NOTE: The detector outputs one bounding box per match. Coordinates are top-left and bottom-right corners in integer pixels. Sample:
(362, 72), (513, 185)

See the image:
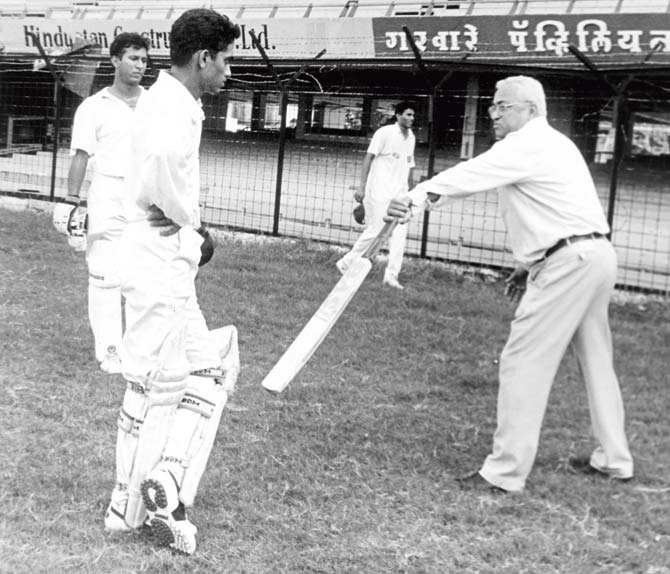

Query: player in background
(386, 76), (633, 492)
(105, 10), (241, 555)
(67, 32), (149, 374)
(336, 101), (416, 290)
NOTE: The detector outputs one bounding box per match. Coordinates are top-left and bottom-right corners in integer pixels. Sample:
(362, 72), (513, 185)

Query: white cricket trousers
(86, 173), (126, 363)
(480, 238), (633, 492)
(118, 221), (220, 380)
(339, 194), (408, 278)
(116, 221), (223, 512)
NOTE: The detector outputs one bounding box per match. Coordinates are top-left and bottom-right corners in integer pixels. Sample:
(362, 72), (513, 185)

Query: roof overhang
(2, 12), (670, 78)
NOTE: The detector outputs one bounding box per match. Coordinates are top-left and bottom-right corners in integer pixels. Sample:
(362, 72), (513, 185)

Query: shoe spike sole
(151, 516), (174, 546)
(141, 478), (168, 512)
(151, 516), (191, 555)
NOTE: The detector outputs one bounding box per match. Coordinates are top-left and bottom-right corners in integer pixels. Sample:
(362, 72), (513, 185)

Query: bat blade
(261, 257), (372, 394)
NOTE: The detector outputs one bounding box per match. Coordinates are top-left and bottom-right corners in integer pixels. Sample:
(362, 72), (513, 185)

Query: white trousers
(86, 173), (125, 362)
(339, 194), (408, 278)
(480, 238), (633, 492)
(117, 221), (222, 508)
(119, 221), (219, 380)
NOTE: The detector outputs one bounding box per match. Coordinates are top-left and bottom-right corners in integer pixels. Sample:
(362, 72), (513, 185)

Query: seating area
(1, 0), (669, 20)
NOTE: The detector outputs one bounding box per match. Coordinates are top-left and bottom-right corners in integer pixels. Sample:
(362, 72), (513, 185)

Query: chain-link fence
(1, 55), (668, 294)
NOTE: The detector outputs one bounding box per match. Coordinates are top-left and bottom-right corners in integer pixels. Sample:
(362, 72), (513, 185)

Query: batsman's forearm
(359, 153), (374, 192)
(67, 154), (88, 198)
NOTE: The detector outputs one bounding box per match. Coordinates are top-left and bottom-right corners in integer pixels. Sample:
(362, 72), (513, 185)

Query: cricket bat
(261, 219), (399, 394)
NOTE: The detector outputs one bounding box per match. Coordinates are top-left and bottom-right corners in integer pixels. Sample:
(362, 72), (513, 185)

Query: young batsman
(104, 10), (241, 555)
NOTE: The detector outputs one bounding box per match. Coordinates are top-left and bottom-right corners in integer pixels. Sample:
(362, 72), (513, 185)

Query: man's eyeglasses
(488, 102), (531, 117)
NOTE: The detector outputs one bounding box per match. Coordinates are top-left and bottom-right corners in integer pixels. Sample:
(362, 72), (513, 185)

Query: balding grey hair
(496, 76), (547, 117)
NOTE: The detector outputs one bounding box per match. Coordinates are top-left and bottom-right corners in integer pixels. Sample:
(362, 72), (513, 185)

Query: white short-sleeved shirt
(70, 87), (144, 177)
(126, 70), (204, 228)
(409, 116), (609, 265)
(366, 123), (416, 202)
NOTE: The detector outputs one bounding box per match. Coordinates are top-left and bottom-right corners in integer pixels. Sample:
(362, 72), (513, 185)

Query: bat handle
(362, 219), (398, 260)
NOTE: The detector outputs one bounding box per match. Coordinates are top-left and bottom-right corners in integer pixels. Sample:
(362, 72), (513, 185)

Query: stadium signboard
(1, 14), (670, 68)
(373, 14), (670, 67)
(1, 17), (375, 60)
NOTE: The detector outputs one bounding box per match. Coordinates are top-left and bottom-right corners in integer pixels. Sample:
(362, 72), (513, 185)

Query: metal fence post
(274, 89), (289, 236)
(567, 45), (636, 240)
(249, 29), (325, 236)
(606, 93), (628, 236)
(402, 26), (470, 258)
(49, 82), (63, 202)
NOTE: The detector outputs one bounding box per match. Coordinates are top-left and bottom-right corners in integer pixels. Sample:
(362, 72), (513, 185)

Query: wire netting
(0, 52), (668, 294)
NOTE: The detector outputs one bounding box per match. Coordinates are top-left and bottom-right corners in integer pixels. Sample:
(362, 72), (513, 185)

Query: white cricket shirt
(366, 123), (416, 202)
(70, 87), (144, 177)
(409, 116), (609, 265)
(126, 70), (204, 228)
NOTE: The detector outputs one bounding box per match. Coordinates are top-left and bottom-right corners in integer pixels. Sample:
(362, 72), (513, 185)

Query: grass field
(1, 206), (669, 574)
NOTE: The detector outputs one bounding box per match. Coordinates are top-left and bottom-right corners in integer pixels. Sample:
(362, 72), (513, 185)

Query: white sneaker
(150, 503), (198, 555)
(383, 274), (404, 290)
(336, 258), (348, 275)
(141, 467), (196, 554)
(104, 486), (132, 533)
(100, 347), (122, 374)
(140, 467), (180, 517)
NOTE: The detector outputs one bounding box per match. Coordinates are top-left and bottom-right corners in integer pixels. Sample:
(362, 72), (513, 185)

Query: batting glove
(353, 203), (366, 225)
(197, 226), (215, 267)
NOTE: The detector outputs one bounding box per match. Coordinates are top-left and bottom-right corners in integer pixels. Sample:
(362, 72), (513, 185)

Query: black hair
(169, 9), (241, 67)
(109, 32), (150, 59)
(394, 101), (415, 116)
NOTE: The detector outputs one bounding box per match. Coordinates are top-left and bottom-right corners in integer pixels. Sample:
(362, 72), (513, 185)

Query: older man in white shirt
(386, 75), (633, 493)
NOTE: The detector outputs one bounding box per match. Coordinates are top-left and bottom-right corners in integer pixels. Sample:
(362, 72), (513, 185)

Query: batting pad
(179, 326), (239, 506)
(115, 381), (148, 499)
(124, 321), (190, 529)
(159, 375), (227, 507)
(210, 325), (240, 394)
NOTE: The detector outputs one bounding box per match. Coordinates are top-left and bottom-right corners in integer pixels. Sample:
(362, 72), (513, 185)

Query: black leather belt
(544, 232), (606, 259)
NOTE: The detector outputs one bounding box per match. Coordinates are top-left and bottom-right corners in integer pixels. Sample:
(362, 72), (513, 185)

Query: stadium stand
(2, 1), (670, 20)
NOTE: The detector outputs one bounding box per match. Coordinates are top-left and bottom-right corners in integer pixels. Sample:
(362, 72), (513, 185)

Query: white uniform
(410, 116), (633, 492)
(339, 123), (415, 279)
(120, 69), (218, 381)
(70, 87), (144, 364)
(114, 70), (233, 528)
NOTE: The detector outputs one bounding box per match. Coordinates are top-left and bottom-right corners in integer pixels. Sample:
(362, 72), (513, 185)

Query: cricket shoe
(149, 502), (198, 555)
(140, 467), (181, 517)
(456, 471), (508, 494)
(141, 467), (196, 554)
(104, 486), (132, 533)
(383, 273), (404, 290)
(567, 456), (634, 482)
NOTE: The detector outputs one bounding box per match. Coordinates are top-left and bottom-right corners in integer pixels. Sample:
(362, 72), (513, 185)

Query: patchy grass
(1, 207), (669, 574)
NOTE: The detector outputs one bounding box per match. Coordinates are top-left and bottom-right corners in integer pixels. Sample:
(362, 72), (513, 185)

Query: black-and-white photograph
(1, 1), (668, 572)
